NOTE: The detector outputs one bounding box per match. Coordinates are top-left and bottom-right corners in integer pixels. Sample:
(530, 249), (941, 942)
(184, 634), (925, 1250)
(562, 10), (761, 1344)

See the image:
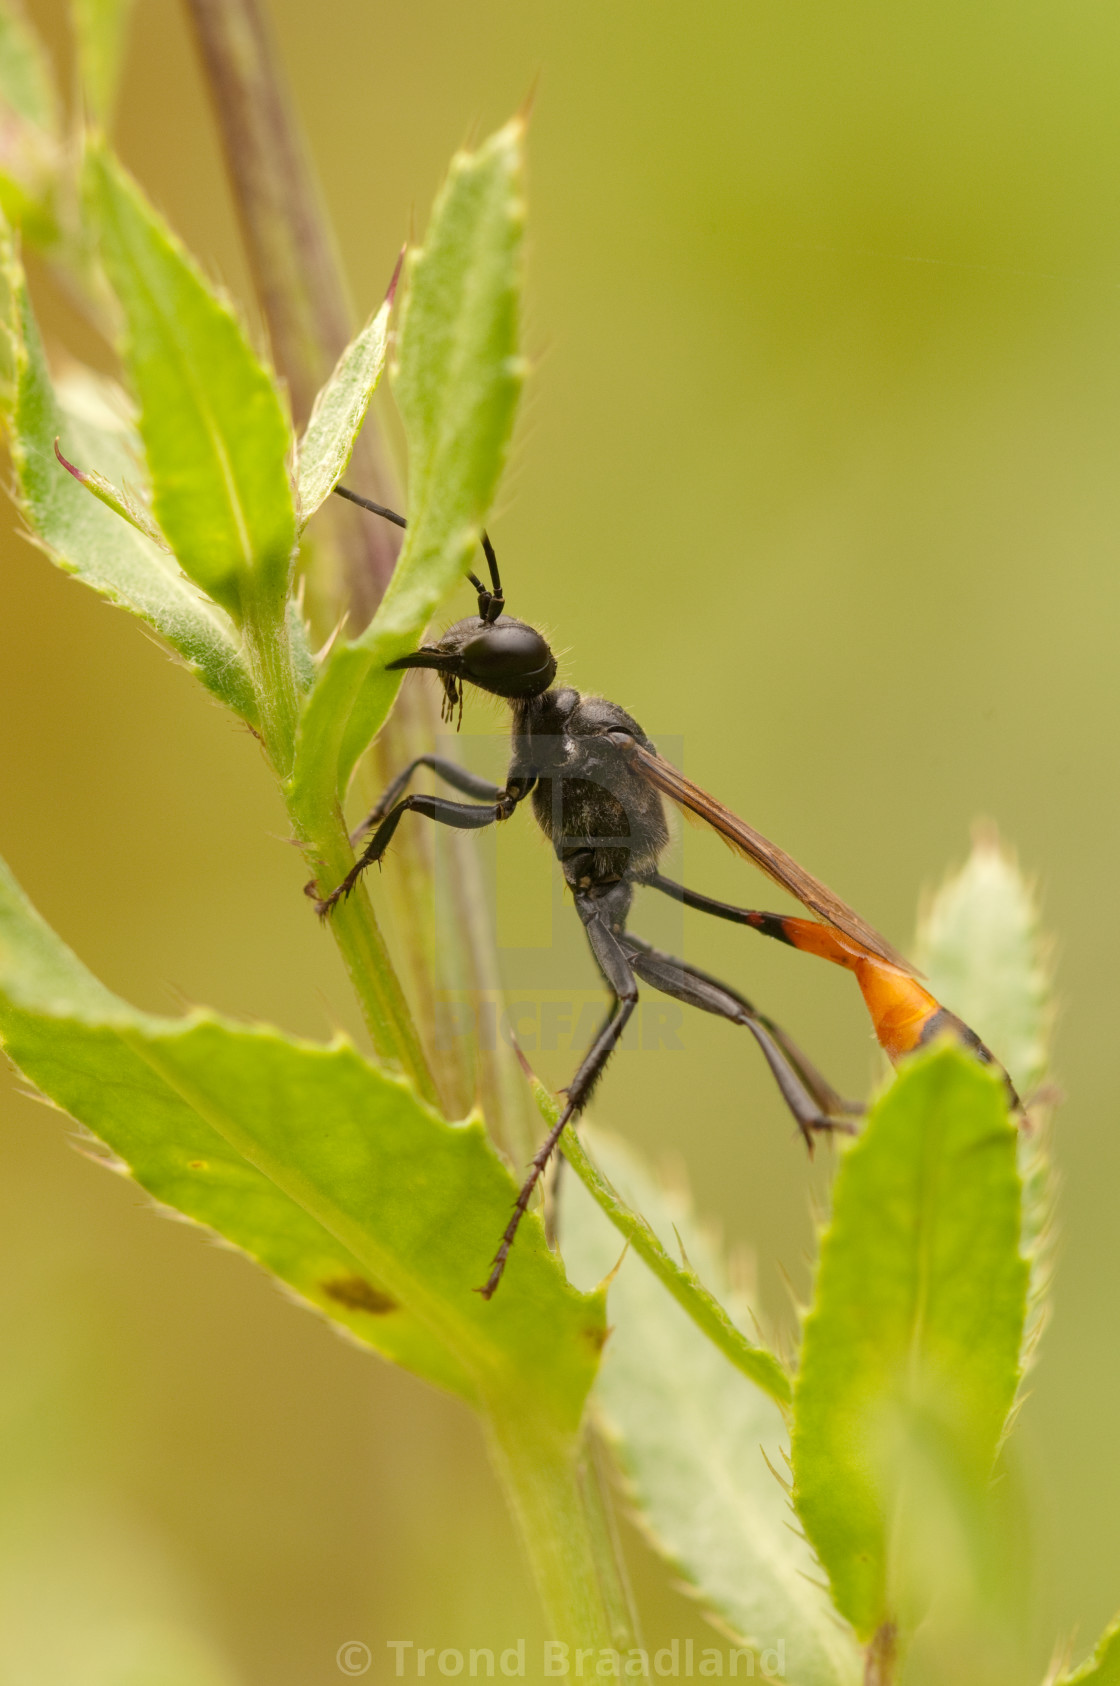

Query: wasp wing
(630, 744), (918, 977)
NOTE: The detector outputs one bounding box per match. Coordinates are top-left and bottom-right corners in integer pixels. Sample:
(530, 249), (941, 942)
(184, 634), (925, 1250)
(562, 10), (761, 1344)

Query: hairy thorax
(511, 688), (669, 886)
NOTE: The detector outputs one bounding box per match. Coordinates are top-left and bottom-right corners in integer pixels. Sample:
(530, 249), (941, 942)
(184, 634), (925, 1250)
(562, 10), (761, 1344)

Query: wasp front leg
(308, 776), (536, 917)
(347, 756), (515, 844)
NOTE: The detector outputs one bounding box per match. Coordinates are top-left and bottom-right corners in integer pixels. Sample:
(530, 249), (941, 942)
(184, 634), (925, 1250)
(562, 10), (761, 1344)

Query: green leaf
(71, 0), (136, 124)
(292, 116), (524, 815)
(0, 1), (60, 241)
(0, 227), (256, 719)
(0, 208), (17, 398)
(84, 141), (297, 623)
(916, 829), (1051, 1097)
(526, 1083), (791, 1406)
(561, 1129), (862, 1686)
(916, 831), (1054, 1370)
(0, 852), (606, 1417)
(790, 1047), (1028, 1642)
(1060, 1616), (1120, 1684)
(296, 287), (394, 524)
(390, 120), (523, 547)
(0, 0), (58, 132)
(54, 427), (166, 545)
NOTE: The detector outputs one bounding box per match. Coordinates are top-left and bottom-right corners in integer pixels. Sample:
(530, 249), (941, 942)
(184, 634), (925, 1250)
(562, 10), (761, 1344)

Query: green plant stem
(239, 597), (435, 1099)
(442, 823), (534, 1164)
(483, 1403), (646, 1672)
(299, 805), (438, 1104)
(240, 597), (300, 777)
(864, 1624), (897, 1686)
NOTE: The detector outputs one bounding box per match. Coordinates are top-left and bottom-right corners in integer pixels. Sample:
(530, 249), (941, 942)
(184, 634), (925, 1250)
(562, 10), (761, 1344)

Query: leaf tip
(482, 111), (528, 175)
(517, 73), (541, 126)
(386, 244), (406, 307)
(506, 1034), (531, 1078)
(53, 435), (82, 482)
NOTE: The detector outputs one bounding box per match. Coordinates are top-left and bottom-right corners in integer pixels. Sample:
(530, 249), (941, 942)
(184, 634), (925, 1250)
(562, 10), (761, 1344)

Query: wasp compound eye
(461, 621), (557, 697)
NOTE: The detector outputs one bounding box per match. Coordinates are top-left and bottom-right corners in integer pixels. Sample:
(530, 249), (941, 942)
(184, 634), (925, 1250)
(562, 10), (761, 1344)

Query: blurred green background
(2, 0), (1119, 1680)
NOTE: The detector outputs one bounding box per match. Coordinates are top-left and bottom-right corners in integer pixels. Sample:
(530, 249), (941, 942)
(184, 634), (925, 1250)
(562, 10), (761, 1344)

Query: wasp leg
(348, 756), (510, 843)
(479, 888), (637, 1299)
(641, 873), (864, 1116)
(312, 781), (534, 917)
(622, 933), (860, 1146)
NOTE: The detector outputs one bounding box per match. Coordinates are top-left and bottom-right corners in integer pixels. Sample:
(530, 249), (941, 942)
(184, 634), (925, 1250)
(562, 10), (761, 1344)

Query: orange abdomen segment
(773, 917), (942, 1063)
(853, 964), (944, 1061)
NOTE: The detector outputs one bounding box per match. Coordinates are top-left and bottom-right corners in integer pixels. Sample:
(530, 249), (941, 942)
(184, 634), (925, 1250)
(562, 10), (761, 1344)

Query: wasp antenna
(334, 484), (407, 528)
(480, 531), (502, 598)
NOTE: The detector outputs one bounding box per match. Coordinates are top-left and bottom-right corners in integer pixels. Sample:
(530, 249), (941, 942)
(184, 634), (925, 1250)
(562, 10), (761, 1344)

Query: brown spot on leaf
(584, 1321), (610, 1355)
(187, 1160), (209, 1171)
(322, 1275), (398, 1315)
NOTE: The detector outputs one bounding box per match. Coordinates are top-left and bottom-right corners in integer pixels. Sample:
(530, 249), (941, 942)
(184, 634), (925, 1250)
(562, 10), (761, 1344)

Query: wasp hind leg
(479, 885), (639, 1298)
(622, 933), (860, 1148)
